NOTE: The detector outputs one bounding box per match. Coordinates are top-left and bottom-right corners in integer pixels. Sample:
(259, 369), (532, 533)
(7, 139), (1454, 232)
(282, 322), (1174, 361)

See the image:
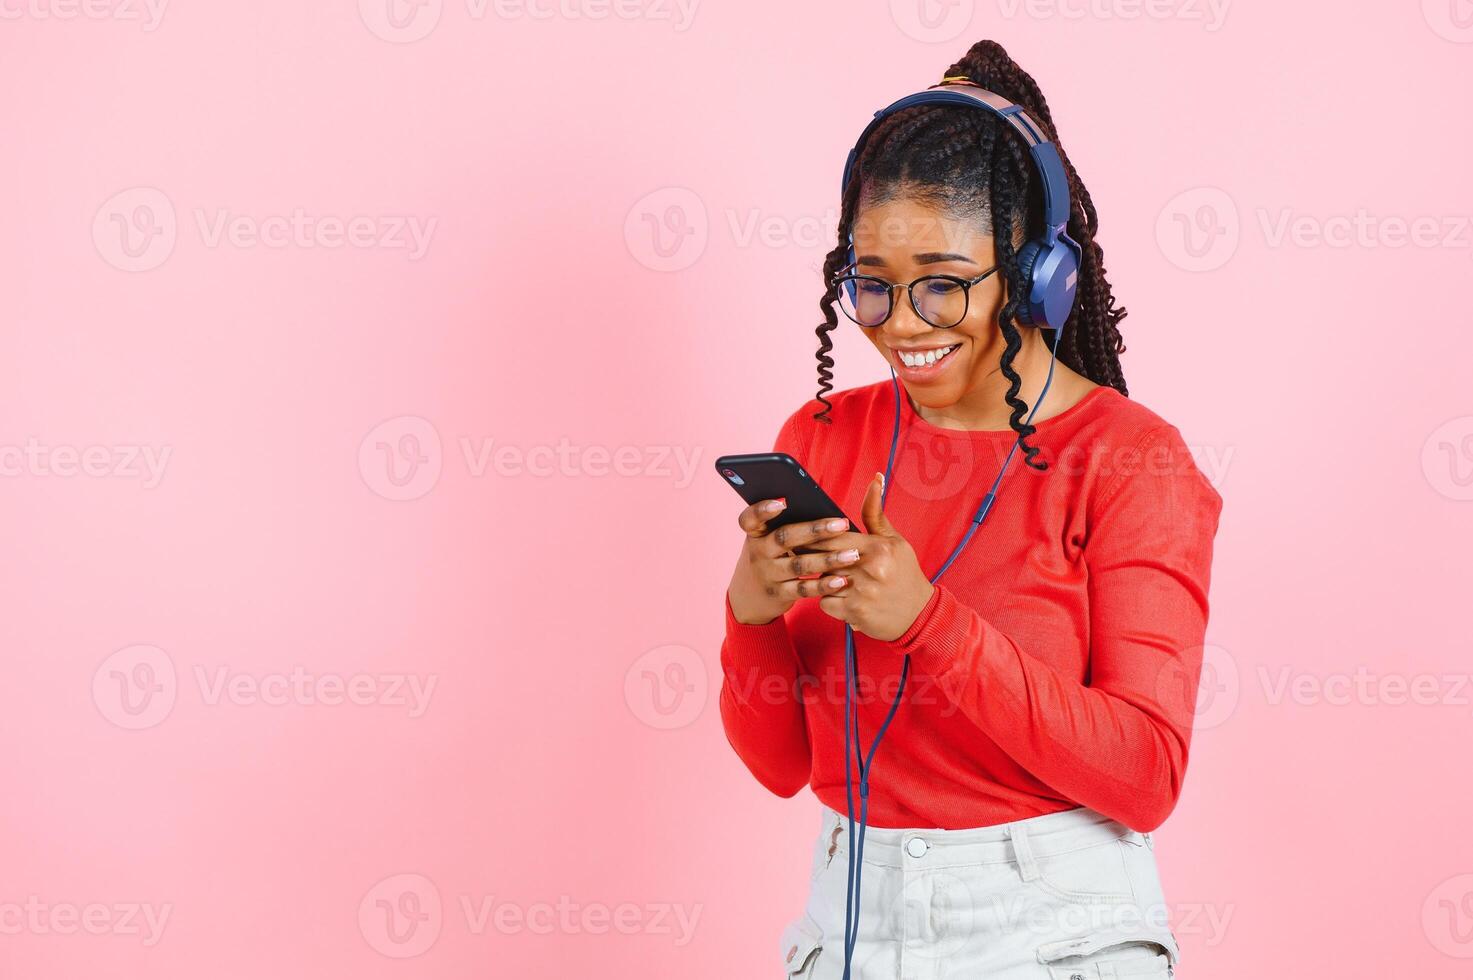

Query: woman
(719, 40), (1223, 979)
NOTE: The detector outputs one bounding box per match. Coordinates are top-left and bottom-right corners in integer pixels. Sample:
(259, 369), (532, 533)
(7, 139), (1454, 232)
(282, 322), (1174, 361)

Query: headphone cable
(840, 325), (1063, 978)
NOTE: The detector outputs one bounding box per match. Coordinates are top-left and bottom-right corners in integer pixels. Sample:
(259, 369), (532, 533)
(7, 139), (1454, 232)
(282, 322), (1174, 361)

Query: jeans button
(905, 837), (928, 859)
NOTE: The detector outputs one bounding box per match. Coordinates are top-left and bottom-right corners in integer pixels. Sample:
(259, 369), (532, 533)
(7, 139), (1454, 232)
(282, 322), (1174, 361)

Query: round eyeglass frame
(831, 266), (1001, 329)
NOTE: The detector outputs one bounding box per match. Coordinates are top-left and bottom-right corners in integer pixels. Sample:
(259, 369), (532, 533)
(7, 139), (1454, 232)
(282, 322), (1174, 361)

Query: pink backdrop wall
(2, 2), (1471, 977)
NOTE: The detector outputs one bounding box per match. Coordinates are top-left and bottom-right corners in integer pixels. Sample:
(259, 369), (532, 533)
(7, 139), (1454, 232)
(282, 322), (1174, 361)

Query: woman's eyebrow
(914, 251), (979, 265)
(856, 251), (979, 267)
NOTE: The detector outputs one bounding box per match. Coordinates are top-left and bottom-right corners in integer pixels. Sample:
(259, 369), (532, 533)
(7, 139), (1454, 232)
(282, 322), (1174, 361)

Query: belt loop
(1007, 822), (1040, 882)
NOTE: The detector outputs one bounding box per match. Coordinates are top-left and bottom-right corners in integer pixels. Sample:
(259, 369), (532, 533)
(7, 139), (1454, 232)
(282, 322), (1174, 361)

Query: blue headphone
(838, 76), (1082, 331)
(834, 77), (1081, 980)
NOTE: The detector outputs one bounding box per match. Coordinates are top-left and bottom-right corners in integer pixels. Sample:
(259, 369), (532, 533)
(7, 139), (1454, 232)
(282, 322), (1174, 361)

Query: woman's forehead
(851, 199), (992, 257)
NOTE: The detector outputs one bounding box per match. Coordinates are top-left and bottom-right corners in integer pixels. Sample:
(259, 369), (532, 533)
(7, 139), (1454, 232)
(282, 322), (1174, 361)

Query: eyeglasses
(832, 266), (1000, 329)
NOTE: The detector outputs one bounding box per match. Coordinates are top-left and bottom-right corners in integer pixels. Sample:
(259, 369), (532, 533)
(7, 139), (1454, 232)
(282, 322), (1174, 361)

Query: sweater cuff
(889, 584), (969, 677)
(723, 591), (800, 673)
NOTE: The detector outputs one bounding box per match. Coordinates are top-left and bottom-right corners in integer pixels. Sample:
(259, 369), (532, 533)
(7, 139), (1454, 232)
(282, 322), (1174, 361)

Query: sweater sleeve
(890, 424), (1223, 831)
(716, 407), (819, 798)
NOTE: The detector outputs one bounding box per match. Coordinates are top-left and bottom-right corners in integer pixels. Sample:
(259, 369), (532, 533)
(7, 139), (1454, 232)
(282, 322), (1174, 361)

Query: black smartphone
(715, 452), (850, 554)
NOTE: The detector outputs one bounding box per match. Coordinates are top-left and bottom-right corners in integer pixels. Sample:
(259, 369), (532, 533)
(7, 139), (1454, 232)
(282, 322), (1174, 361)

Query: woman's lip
(891, 342), (962, 382)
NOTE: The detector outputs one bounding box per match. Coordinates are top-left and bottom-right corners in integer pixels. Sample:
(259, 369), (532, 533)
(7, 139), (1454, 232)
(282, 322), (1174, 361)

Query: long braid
(991, 132), (1044, 469)
(812, 39), (1128, 469)
(812, 171), (863, 422)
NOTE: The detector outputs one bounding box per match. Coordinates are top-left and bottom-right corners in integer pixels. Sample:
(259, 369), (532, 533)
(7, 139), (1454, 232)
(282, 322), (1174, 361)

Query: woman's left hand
(809, 472), (935, 642)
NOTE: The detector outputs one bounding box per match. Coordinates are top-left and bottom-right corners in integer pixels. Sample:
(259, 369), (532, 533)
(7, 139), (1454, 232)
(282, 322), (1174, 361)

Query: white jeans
(781, 805), (1181, 979)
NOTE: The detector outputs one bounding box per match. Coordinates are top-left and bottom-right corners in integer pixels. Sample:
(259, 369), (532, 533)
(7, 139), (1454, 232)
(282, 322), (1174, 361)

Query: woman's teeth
(898, 344), (959, 368)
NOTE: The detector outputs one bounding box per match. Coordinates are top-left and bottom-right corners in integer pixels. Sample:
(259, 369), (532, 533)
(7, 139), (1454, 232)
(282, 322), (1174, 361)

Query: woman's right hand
(726, 498), (863, 626)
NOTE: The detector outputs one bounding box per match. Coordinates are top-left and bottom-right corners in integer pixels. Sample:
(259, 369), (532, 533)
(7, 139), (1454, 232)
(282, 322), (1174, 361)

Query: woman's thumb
(861, 471), (894, 536)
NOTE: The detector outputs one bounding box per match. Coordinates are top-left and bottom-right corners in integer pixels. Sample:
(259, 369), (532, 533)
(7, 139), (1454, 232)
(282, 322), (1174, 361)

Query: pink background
(2, 1), (1472, 977)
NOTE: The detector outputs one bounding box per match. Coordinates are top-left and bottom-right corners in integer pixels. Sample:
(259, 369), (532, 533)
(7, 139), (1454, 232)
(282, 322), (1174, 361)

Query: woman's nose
(882, 296), (931, 338)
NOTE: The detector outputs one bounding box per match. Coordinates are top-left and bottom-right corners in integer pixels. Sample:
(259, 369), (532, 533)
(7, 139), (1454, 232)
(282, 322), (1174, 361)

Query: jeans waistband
(819, 805), (1144, 872)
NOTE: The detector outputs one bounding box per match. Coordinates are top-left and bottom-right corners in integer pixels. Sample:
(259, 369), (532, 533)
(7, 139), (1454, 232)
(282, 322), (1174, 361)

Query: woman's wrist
(726, 586), (784, 627)
(892, 582), (943, 647)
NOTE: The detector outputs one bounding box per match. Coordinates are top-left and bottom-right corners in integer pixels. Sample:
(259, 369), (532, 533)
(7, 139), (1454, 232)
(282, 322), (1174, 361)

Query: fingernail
(826, 518), (848, 531)
(827, 576), (846, 588)
(837, 549), (859, 563)
(764, 499), (785, 513)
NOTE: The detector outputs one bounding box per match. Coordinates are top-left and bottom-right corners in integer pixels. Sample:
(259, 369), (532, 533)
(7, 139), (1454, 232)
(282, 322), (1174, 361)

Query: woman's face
(848, 195), (1008, 412)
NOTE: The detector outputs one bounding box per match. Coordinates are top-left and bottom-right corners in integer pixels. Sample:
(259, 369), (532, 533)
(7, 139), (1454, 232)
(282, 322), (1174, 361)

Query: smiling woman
(718, 38), (1223, 980)
(814, 43), (1129, 458)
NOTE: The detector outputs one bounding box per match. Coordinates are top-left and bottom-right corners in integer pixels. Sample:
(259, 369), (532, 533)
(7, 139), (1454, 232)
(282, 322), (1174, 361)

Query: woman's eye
(857, 281), (889, 296)
(924, 279), (961, 295)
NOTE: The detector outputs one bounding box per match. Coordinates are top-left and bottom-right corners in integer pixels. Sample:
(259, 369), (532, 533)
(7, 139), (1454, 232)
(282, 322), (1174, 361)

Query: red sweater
(719, 382), (1223, 832)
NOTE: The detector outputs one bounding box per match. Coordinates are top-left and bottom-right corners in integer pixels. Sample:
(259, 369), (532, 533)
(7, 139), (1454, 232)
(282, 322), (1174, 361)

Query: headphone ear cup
(1013, 239), (1080, 331)
(1012, 240), (1043, 326)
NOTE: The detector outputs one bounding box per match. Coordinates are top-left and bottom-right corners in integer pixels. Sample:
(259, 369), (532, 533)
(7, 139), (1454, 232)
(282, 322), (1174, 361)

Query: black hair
(813, 39), (1128, 470)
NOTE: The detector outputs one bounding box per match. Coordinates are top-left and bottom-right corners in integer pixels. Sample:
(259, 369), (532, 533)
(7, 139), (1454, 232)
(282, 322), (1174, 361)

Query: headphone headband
(839, 78), (1071, 239)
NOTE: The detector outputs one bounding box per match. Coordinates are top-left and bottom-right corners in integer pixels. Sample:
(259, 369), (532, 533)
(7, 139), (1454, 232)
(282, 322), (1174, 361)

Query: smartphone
(715, 452), (851, 554)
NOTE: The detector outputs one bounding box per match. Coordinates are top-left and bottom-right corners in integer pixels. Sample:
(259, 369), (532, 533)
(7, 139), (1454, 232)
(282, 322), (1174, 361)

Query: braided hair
(813, 40), (1128, 470)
